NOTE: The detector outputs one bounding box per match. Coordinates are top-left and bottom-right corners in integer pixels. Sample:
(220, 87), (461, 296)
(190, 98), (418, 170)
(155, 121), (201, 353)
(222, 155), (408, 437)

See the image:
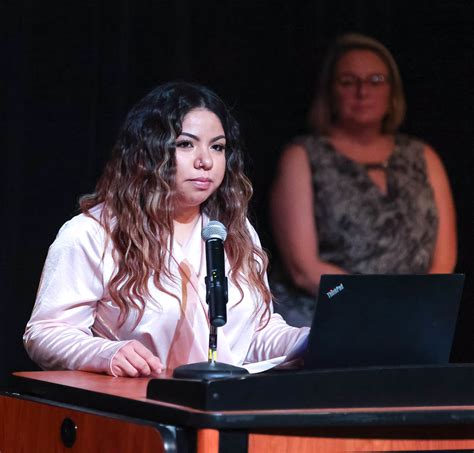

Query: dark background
(3, 0), (474, 383)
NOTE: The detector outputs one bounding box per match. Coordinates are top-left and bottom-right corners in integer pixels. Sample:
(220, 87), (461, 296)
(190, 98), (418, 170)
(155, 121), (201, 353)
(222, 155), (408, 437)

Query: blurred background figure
(270, 33), (457, 327)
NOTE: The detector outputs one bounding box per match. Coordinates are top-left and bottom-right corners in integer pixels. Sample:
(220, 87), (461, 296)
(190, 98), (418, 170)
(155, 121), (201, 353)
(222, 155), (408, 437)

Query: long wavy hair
(80, 82), (271, 325)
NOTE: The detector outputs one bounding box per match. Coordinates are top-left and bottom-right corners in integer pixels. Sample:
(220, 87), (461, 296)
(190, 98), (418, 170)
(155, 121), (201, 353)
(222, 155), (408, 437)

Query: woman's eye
(212, 143), (226, 152)
(176, 140), (193, 148)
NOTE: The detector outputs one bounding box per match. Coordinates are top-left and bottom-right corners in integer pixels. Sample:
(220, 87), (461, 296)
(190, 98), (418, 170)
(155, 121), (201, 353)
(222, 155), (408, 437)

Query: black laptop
(303, 274), (465, 370)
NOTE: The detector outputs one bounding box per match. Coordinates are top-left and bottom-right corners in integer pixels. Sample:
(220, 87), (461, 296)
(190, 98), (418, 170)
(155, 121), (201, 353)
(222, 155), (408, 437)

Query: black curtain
(3, 0), (474, 382)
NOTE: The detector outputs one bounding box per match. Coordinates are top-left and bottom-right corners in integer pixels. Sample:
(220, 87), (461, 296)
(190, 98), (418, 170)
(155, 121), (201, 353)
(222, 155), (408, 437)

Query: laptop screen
(304, 274), (464, 370)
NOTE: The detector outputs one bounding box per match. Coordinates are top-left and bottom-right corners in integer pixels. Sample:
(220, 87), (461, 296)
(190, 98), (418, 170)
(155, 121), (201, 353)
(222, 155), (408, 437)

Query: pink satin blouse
(24, 205), (309, 375)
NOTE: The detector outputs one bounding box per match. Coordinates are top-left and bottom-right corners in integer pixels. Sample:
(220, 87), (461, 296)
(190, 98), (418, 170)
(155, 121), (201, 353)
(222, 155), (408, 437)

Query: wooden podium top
(15, 370), (157, 402)
(10, 368), (474, 430)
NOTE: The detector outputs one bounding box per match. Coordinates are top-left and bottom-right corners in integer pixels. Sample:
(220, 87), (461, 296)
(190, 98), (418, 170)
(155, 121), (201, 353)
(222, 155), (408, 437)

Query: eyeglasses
(335, 73), (390, 88)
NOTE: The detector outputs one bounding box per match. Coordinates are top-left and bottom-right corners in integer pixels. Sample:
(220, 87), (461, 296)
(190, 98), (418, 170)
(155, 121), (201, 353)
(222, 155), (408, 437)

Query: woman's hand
(111, 340), (163, 377)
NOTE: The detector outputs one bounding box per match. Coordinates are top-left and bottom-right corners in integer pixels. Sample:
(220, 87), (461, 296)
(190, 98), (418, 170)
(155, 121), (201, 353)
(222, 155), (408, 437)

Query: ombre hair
(309, 33), (406, 134)
(80, 82), (271, 325)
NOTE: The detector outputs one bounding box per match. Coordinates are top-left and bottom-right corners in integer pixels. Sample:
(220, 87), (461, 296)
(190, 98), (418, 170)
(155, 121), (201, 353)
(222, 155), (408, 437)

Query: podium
(3, 366), (474, 452)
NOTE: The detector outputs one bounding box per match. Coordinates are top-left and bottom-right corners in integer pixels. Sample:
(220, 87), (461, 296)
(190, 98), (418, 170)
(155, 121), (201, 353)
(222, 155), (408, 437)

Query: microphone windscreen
(202, 221), (227, 242)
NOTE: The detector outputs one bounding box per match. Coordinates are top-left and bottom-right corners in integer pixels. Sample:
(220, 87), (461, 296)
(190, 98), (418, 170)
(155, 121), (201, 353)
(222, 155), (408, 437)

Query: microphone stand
(172, 324), (248, 379)
(173, 229), (248, 380)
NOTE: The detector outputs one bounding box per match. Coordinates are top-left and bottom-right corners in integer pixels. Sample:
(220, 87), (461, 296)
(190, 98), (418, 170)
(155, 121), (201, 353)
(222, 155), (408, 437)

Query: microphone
(169, 220), (247, 378)
(202, 221), (228, 327)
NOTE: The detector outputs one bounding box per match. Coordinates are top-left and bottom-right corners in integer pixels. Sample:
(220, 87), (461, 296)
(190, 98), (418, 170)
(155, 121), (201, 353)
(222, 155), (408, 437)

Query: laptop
(303, 274), (465, 370)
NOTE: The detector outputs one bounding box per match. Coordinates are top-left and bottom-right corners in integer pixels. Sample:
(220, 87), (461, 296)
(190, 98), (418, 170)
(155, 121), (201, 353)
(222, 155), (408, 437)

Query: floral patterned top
(299, 134), (438, 274)
(271, 134), (438, 327)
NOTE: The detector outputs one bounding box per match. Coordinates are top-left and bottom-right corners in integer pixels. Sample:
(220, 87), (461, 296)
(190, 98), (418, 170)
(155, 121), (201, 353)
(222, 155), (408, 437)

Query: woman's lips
(189, 177), (212, 189)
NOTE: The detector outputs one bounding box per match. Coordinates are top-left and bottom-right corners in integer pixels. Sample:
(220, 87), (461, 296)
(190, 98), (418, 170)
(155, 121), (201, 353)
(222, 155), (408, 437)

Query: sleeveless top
(271, 134), (438, 326)
(297, 134), (438, 274)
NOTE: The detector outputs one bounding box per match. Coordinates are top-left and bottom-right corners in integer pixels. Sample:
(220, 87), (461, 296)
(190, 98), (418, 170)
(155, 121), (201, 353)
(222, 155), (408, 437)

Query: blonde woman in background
(270, 33), (457, 327)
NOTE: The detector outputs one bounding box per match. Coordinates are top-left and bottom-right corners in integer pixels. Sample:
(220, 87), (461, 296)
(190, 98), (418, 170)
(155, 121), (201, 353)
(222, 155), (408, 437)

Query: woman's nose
(195, 148), (213, 169)
(356, 81), (369, 97)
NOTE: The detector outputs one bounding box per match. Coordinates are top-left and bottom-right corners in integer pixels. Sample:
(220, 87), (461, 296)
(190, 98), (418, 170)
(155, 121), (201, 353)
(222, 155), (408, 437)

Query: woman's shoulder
(54, 204), (107, 249)
(243, 217), (268, 250)
(282, 134), (331, 168)
(287, 133), (327, 150)
(394, 133), (430, 162)
(245, 217), (259, 239)
(395, 133), (427, 151)
(394, 134), (445, 178)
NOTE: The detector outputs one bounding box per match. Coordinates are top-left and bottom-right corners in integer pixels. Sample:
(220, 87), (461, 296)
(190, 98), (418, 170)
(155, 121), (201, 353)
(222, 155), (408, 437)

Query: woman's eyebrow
(178, 132), (226, 142)
(179, 132), (199, 140)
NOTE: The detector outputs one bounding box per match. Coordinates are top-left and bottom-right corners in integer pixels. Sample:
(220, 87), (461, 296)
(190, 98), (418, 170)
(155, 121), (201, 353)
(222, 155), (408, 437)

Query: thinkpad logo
(326, 283), (344, 299)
